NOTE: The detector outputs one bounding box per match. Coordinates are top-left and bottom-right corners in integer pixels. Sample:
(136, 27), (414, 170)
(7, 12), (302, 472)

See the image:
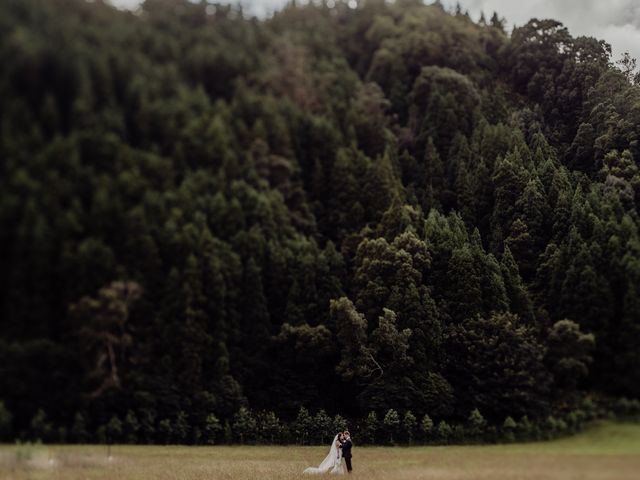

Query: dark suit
(340, 438), (353, 472)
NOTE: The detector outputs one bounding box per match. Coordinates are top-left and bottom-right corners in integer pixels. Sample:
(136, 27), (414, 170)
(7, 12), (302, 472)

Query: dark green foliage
(232, 407), (256, 445)
(204, 414), (222, 445)
(467, 409), (487, 441)
(420, 414), (434, 442)
(332, 414), (348, 434)
(292, 406), (313, 445)
(70, 412), (88, 444)
(383, 409), (400, 444)
(0, 0), (639, 446)
(445, 313), (551, 420)
(30, 409), (53, 443)
(157, 419), (172, 445)
(123, 410), (140, 444)
(106, 415), (123, 444)
(436, 420), (453, 444)
(502, 416), (517, 442)
(546, 320), (595, 390)
(0, 403), (13, 441)
(256, 411), (282, 445)
(362, 411), (379, 444)
(402, 410), (417, 444)
(312, 409), (333, 445)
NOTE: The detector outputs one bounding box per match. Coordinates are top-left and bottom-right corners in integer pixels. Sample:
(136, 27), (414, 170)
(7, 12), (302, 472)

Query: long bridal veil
(303, 434), (340, 475)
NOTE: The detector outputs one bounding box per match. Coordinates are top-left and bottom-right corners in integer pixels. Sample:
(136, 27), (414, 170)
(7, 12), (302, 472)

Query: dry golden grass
(1, 422), (639, 480)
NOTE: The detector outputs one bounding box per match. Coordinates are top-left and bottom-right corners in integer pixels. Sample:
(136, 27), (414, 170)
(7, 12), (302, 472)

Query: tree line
(6, 398), (640, 445)
(1, 0), (640, 444)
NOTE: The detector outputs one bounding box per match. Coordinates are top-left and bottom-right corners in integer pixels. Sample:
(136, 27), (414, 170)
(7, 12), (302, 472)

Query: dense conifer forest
(1, 0), (640, 444)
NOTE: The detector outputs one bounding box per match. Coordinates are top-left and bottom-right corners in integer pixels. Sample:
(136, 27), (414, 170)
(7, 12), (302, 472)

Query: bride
(303, 433), (345, 475)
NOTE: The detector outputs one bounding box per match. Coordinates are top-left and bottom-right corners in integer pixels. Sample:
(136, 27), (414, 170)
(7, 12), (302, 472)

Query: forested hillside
(1, 0), (640, 444)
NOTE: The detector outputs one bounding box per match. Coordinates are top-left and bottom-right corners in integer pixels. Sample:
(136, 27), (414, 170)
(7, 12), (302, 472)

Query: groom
(340, 430), (353, 473)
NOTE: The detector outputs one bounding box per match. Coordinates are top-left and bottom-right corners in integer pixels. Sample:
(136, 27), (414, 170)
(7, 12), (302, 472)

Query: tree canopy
(1, 0), (639, 444)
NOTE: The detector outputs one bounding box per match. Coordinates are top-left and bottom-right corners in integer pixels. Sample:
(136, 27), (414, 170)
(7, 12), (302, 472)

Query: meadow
(1, 422), (639, 480)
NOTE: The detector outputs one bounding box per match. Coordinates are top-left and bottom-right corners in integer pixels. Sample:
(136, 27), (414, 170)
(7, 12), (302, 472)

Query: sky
(109, 0), (640, 62)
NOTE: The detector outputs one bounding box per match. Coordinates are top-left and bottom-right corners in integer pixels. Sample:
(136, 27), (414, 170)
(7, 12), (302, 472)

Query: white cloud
(448, 0), (640, 61)
(108, 0), (286, 16)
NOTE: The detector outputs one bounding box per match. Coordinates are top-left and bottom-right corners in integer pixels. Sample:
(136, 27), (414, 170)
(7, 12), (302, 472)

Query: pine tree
(30, 409), (53, 443)
(363, 411), (379, 444)
(0, 403), (12, 442)
(293, 406), (313, 445)
(233, 407), (257, 445)
(333, 414), (348, 434)
(467, 408), (487, 441)
(491, 150), (529, 251)
(403, 411), (417, 444)
(383, 409), (400, 444)
(313, 410), (333, 445)
(174, 411), (190, 444)
(505, 218), (535, 280)
(446, 245), (483, 321)
(502, 416), (517, 442)
(257, 411), (282, 444)
(422, 137), (445, 211)
(71, 412), (89, 444)
(420, 414), (434, 443)
(158, 419), (173, 445)
(106, 415), (123, 444)
(500, 246), (535, 323)
(204, 414), (222, 445)
(436, 421), (453, 444)
(124, 410), (140, 444)
(445, 312), (551, 420)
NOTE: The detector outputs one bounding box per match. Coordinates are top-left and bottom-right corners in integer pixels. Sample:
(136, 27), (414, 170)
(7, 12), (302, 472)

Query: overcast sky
(110, 0), (640, 62)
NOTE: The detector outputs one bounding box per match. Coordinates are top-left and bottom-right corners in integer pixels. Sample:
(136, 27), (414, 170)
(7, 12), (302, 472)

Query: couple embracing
(303, 430), (353, 475)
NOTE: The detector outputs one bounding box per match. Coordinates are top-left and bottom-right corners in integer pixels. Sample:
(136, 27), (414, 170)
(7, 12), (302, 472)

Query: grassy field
(1, 421), (639, 480)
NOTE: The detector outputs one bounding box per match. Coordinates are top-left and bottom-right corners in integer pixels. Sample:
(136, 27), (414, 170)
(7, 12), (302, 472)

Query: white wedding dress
(303, 434), (345, 475)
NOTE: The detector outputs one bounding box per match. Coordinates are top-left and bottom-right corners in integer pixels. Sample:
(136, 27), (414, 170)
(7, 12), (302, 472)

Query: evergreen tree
(467, 408), (487, 441)
(158, 419), (173, 445)
(0, 0), (638, 444)
(71, 412), (89, 444)
(546, 319), (595, 390)
(445, 312), (551, 420)
(420, 414), (434, 443)
(292, 406), (313, 445)
(332, 414), (348, 434)
(313, 410), (333, 445)
(257, 411), (282, 444)
(403, 410), (417, 444)
(502, 416), (517, 442)
(233, 407), (257, 445)
(383, 409), (400, 444)
(363, 411), (379, 444)
(204, 414), (222, 445)
(30, 409), (53, 443)
(106, 415), (123, 444)
(124, 410), (140, 444)
(500, 247), (535, 324)
(0, 402), (12, 441)
(174, 411), (190, 444)
(436, 421), (453, 444)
